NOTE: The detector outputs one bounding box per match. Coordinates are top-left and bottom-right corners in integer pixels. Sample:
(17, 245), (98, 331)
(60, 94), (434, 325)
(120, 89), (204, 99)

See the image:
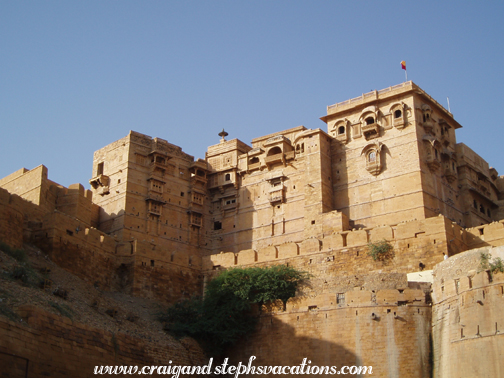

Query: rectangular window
(337, 293), (345, 304)
(97, 162), (104, 175)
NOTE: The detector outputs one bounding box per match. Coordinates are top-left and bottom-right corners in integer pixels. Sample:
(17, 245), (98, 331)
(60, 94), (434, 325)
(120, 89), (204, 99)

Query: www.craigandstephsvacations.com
(94, 356), (373, 376)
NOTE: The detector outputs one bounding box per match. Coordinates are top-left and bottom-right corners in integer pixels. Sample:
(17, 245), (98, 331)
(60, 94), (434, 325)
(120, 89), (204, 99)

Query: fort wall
(204, 215), (468, 281)
(0, 188), (25, 249)
(229, 283), (431, 378)
(432, 245), (504, 378)
(30, 210), (203, 304)
(0, 305), (206, 378)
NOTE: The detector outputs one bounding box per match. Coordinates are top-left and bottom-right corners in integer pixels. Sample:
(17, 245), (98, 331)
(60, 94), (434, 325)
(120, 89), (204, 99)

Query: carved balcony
(265, 153), (284, 164)
(423, 119), (434, 134)
(89, 174), (110, 195)
(443, 168), (457, 183)
(362, 123), (379, 140)
(248, 162), (261, 171)
(190, 213), (202, 227)
(269, 186), (284, 204)
(284, 151), (295, 161)
(366, 160), (381, 176)
(426, 156), (441, 172)
(393, 117), (405, 129)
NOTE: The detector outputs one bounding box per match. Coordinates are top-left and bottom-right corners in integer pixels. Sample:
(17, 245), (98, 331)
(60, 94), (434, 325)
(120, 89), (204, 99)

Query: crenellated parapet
(203, 214), (469, 274)
(465, 220), (504, 249)
(229, 273), (433, 378)
(432, 245), (504, 377)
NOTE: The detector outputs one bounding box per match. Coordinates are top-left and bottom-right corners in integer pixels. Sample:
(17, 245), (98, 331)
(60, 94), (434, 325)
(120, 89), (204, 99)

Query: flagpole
(400, 61), (407, 82)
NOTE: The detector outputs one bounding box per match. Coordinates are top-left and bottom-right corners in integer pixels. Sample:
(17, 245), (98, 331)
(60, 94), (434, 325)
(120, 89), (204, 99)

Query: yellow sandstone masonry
(2, 81), (504, 377)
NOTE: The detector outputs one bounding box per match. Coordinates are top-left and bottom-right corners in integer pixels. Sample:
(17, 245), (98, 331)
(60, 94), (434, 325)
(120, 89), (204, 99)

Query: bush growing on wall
(160, 265), (308, 355)
(479, 252), (504, 276)
(367, 240), (394, 262)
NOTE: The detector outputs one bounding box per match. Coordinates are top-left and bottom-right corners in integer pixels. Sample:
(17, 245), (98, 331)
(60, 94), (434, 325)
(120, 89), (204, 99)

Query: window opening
(394, 109), (402, 118)
(337, 293), (345, 304)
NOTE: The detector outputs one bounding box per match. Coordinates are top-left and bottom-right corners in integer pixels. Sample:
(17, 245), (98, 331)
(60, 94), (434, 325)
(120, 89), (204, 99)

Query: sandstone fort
(1, 81), (504, 377)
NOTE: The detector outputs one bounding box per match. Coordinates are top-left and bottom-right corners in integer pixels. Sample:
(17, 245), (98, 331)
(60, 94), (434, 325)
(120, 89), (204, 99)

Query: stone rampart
(465, 220), (504, 249)
(31, 211), (120, 289)
(29, 211), (204, 304)
(229, 282), (432, 378)
(54, 183), (98, 226)
(0, 188), (25, 249)
(204, 215), (468, 278)
(131, 239), (203, 304)
(0, 305), (206, 378)
(432, 245), (504, 377)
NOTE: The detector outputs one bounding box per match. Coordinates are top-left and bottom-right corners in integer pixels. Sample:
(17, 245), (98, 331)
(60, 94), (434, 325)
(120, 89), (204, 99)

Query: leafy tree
(160, 265), (308, 355)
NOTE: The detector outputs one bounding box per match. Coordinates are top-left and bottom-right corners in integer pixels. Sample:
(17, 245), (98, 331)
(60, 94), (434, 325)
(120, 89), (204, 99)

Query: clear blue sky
(1, 1), (503, 188)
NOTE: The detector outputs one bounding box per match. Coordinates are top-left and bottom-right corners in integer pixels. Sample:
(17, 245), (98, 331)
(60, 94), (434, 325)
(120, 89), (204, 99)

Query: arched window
(365, 117), (375, 125)
(249, 156), (259, 165)
(267, 146), (282, 156)
(225, 173), (231, 181)
(394, 110), (402, 119)
(338, 126), (345, 135)
(368, 151), (376, 162)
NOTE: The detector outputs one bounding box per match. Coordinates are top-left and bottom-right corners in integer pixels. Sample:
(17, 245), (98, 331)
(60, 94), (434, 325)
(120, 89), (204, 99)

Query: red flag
(401, 61), (406, 70)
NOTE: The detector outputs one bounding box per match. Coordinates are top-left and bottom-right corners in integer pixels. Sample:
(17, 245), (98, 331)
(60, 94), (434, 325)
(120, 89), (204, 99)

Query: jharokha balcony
(265, 153), (284, 165)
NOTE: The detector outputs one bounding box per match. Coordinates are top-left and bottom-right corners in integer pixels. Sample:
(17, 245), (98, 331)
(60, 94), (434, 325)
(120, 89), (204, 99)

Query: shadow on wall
(227, 315), (360, 377)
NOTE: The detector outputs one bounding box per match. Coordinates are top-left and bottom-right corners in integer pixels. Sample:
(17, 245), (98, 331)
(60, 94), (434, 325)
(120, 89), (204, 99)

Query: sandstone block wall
(132, 239), (203, 304)
(432, 246), (504, 377)
(0, 188), (24, 249)
(0, 306), (206, 378)
(229, 285), (431, 378)
(204, 215), (467, 283)
(31, 211), (120, 289)
(465, 220), (504, 249)
(30, 210), (203, 304)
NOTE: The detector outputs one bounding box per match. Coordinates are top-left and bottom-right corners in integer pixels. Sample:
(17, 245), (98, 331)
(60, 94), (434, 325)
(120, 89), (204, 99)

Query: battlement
(284, 287), (427, 313)
(203, 215), (466, 273)
(432, 245), (504, 377)
(465, 220), (504, 248)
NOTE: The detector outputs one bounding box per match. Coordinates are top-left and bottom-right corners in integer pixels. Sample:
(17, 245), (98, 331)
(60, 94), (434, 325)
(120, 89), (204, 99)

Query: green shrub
(367, 240), (394, 261)
(480, 252), (504, 274)
(160, 265), (308, 356)
(0, 241), (27, 263)
(8, 264), (40, 287)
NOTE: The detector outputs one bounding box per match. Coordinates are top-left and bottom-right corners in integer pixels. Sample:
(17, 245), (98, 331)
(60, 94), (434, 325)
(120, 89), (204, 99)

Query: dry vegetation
(0, 242), (183, 348)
